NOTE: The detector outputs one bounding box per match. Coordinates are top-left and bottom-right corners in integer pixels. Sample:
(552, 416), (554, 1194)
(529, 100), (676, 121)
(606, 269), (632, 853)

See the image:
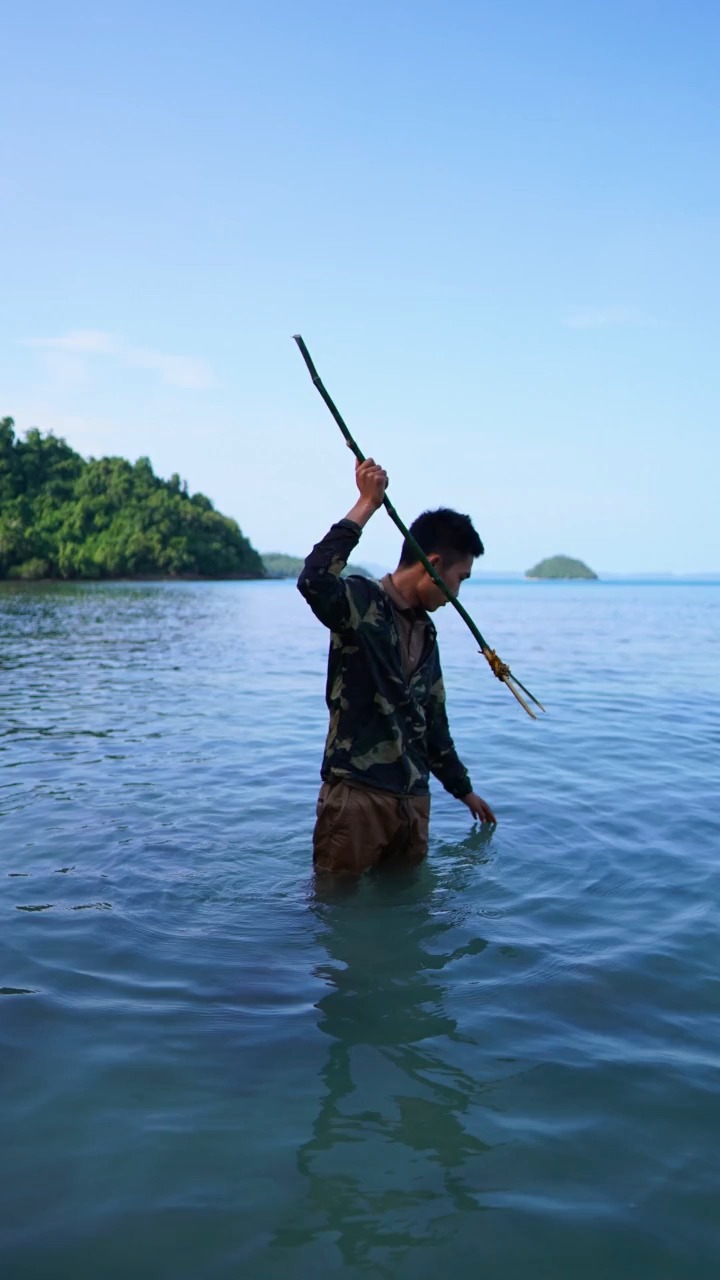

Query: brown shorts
(313, 779), (430, 875)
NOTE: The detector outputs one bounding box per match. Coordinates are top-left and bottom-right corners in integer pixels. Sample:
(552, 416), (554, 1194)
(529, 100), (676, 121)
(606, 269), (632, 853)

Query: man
(298, 456), (497, 876)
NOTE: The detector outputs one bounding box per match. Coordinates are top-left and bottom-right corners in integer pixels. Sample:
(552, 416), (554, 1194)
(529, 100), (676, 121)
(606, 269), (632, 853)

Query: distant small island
(0, 417), (264, 580)
(526, 555), (598, 580)
(262, 552), (371, 579)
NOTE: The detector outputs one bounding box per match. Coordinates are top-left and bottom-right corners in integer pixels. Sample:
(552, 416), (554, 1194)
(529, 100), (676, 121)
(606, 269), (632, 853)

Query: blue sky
(2, 1), (718, 572)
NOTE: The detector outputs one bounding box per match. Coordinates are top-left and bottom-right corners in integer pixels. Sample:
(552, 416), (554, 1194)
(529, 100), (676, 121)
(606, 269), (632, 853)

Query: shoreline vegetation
(2, 423), (712, 586)
(0, 419), (264, 581)
(0, 418), (373, 585)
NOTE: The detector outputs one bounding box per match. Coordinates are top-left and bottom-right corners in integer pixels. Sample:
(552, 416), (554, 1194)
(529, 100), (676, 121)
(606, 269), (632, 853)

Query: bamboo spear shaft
(293, 335), (545, 719)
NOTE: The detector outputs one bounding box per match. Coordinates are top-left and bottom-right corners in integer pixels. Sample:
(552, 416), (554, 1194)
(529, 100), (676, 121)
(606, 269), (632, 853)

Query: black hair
(398, 507), (484, 567)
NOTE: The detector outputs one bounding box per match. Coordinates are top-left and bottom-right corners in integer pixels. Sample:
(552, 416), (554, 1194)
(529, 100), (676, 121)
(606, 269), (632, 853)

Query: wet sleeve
(297, 519), (362, 631)
(426, 667), (473, 799)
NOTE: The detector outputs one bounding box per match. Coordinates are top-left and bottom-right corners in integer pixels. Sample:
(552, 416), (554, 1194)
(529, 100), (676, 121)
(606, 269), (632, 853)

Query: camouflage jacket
(298, 519), (472, 798)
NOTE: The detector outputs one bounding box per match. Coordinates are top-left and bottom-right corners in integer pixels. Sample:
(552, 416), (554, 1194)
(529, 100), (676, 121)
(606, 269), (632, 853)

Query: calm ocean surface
(1, 577), (719, 1279)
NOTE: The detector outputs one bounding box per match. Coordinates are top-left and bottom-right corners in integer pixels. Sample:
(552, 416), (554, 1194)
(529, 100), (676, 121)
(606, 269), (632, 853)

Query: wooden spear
(293, 335), (545, 719)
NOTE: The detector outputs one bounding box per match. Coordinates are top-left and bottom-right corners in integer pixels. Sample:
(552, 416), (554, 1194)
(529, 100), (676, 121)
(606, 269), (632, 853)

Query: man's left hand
(461, 792), (497, 824)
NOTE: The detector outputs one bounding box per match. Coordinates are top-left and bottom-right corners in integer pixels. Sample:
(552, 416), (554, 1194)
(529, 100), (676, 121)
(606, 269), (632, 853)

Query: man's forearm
(344, 497), (381, 529)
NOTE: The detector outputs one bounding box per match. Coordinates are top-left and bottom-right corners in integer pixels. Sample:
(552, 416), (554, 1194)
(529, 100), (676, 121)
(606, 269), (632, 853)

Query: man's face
(418, 553), (474, 611)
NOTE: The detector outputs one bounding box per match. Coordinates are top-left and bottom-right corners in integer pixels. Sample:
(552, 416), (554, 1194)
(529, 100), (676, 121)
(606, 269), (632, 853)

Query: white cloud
(25, 330), (217, 390)
(564, 306), (656, 330)
(29, 330), (120, 354)
(123, 348), (216, 389)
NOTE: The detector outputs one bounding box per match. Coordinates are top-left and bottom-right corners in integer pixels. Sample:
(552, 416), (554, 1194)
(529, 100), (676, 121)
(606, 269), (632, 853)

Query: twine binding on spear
(293, 334), (545, 719)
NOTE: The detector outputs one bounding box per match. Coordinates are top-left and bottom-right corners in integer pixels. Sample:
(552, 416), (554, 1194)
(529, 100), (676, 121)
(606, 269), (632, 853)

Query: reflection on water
(276, 847), (497, 1272)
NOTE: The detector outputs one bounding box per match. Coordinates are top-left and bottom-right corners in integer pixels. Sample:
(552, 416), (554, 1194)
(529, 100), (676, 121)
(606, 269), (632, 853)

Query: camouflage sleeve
(297, 518), (363, 631)
(426, 667), (473, 799)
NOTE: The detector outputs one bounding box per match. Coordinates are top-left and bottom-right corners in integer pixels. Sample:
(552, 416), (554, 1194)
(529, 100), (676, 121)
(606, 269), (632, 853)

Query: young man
(298, 457), (497, 876)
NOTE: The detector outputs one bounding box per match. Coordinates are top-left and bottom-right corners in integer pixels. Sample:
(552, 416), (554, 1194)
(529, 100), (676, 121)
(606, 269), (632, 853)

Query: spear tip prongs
(480, 647), (545, 718)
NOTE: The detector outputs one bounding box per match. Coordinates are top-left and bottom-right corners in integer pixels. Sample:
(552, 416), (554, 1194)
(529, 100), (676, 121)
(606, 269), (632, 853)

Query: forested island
(0, 418), (264, 580)
(526, 555), (597, 580)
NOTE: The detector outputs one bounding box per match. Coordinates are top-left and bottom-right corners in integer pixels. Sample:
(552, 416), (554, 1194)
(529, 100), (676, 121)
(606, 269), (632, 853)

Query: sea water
(1, 577), (719, 1278)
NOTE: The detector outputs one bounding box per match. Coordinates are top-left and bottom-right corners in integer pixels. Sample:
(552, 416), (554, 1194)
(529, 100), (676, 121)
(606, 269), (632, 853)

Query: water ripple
(1, 579), (719, 1278)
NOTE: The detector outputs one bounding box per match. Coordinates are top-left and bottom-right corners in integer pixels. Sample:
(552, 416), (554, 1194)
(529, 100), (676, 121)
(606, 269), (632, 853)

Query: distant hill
(526, 555), (597, 580)
(261, 553), (305, 578)
(262, 552), (372, 579)
(0, 417), (264, 580)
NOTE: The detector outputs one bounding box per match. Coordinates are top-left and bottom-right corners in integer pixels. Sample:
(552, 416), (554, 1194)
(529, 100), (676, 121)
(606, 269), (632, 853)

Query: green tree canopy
(0, 417), (264, 581)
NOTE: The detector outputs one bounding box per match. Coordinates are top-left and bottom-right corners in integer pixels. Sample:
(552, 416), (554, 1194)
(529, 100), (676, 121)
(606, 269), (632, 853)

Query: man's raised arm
(297, 458), (388, 631)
